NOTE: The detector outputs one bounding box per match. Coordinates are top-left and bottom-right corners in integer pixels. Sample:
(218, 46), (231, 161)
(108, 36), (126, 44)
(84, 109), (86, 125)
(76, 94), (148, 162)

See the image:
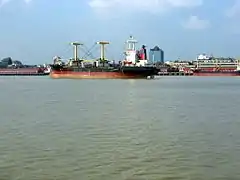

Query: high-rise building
(149, 46), (164, 64)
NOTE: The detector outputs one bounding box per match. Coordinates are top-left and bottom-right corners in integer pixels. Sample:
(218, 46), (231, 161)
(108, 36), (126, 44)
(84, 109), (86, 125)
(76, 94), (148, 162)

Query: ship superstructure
(123, 35), (148, 67)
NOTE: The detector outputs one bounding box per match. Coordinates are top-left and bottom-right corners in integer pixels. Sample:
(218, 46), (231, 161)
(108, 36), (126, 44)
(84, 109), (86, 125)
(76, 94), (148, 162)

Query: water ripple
(0, 77), (240, 179)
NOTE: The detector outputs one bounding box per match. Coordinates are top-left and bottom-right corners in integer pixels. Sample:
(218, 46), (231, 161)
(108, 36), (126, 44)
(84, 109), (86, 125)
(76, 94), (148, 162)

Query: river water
(0, 76), (240, 180)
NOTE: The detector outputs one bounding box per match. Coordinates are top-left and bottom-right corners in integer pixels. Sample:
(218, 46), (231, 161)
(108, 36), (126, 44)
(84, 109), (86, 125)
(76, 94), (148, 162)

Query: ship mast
(71, 42), (83, 61)
(96, 41), (109, 65)
(126, 35), (137, 51)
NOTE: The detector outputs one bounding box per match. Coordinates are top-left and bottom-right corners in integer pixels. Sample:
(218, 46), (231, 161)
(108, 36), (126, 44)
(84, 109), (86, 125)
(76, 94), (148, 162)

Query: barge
(0, 57), (50, 76)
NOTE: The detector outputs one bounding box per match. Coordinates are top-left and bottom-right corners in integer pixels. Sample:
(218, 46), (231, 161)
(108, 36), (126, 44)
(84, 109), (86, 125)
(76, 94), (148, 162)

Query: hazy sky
(0, 0), (239, 64)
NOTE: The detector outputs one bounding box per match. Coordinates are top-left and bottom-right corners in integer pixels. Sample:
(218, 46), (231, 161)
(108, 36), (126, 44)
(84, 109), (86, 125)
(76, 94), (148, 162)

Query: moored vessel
(49, 36), (158, 79)
(168, 54), (240, 76)
(190, 54), (240, 76)
(0, 57), (50, 76)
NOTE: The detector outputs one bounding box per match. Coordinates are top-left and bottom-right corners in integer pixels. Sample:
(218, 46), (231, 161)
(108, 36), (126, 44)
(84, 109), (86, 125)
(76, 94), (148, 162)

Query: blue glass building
(149, 46), (164, 63)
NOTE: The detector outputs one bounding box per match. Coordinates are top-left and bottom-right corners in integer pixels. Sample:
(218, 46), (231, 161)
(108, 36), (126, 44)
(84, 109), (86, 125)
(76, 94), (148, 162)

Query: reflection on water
(0, 77), (240, 179)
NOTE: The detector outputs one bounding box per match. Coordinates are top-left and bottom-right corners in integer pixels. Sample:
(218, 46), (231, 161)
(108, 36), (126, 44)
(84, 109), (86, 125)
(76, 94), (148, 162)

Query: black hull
(120, 66), (158, 76)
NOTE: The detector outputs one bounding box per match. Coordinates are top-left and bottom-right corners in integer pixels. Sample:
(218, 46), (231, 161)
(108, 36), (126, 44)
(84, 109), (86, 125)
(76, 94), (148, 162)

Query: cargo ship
(172, 54), (240, 76)
(49, 36), (158, 79)
(0, 57), (50, 76)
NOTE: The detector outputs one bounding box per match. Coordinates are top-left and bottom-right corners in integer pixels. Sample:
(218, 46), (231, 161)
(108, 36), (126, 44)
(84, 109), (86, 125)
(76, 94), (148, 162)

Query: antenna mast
(126, 35), (137, 51)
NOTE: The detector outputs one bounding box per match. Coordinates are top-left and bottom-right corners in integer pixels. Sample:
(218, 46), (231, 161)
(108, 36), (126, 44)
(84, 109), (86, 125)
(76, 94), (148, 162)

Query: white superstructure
(123, 35), (148, 67)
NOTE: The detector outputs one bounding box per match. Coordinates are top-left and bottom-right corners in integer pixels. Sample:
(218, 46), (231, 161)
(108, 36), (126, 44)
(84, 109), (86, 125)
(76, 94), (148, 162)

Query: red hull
(184, 67), (240, 76)
(184, 67), (237, 71)
(0, 68), (39, 72)
(193, 72), (240, 76)
(0, 68), (49, 76)
(50, 71), (152, 79)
